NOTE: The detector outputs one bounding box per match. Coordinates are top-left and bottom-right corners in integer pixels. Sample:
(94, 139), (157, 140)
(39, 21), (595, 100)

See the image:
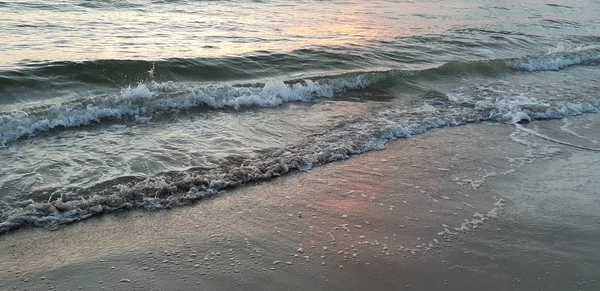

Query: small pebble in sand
(273, 261), (281, 265)
(119, 279), (131, 283)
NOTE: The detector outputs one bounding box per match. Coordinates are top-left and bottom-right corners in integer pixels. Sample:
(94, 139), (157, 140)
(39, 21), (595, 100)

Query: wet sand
(1, 115), (599, 291)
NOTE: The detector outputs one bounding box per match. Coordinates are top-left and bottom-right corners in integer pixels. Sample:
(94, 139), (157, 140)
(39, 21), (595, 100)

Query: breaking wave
(2, 46), (600, 145)
(0, 72), (386, 145)
(2, 86), (600, 233)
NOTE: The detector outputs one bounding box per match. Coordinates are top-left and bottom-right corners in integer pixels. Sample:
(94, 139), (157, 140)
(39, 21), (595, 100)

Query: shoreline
(1, 115), (599, 290)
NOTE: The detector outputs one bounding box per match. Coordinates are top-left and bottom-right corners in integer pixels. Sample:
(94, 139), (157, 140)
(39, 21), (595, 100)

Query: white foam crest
(508, 44), (600, 71)
(187, 74), (377, 110)
(192, 80), (334, 109)
(448, 92), (600, 124)
(0, 106), (142, 146)
(0, 74), (382, 145)
(119, 84), (154, 102)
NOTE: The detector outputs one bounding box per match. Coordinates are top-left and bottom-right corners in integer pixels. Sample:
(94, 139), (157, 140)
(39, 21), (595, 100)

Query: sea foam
(508, 44), (600, 71)
(448, 91), (600, 124)
(2, 85), (600, 233)
(3, 87), (600, 233)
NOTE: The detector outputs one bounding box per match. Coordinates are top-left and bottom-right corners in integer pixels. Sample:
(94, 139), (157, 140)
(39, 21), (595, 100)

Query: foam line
(515, 124), (600, 152)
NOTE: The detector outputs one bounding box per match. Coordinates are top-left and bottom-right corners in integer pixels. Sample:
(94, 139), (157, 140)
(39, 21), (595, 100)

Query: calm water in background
(0, 0), (599, 233)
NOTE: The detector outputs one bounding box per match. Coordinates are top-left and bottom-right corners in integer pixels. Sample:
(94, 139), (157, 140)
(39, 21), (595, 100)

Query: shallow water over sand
(1, 116), (599, 290)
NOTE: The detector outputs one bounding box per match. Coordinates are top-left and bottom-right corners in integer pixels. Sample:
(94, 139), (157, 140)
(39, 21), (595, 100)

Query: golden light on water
(0, 1), (426, 64)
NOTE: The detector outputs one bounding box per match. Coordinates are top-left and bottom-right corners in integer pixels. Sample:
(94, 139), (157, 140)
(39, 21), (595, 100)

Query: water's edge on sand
(1, 116), (599, 291)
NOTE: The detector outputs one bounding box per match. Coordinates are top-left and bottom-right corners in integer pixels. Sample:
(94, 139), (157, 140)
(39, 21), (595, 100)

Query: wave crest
(0, 73), (386, 145)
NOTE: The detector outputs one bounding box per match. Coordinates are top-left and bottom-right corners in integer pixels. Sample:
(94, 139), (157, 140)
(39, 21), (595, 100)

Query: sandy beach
(1, 115), (599, 291)
(2, 0), (600, 290)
